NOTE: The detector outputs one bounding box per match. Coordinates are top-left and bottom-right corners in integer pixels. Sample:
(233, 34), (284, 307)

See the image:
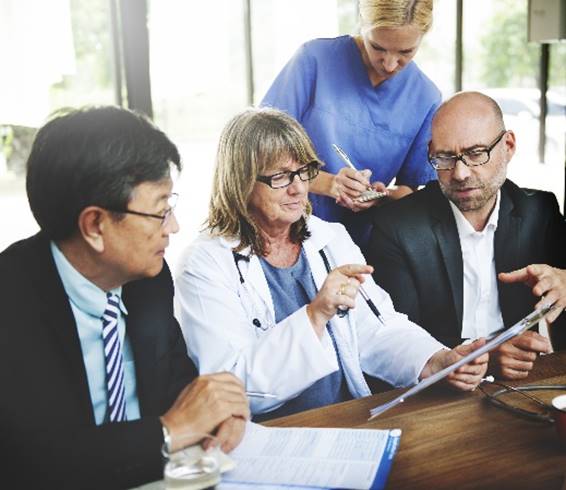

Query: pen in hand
(332, 144), (361, 174)
(331, 144), (387, 202)
(246, 391), (277, 399)
(336, 284), (385, 325)
(358, 285), (384, 324)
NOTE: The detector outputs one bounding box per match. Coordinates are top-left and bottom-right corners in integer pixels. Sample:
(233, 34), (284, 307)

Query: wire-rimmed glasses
(107, 192), (178, 228)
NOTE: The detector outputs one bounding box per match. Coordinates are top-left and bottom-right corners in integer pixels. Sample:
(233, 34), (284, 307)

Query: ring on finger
(338, 283), (347, 296)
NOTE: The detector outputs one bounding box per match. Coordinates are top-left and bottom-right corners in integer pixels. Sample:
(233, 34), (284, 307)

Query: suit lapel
(494, 184), (522, 278)
(430, 187), (465, 330)
(126, 306), (159, 414)
(31, 235), (94, 422)
(122, 269), (170, 415)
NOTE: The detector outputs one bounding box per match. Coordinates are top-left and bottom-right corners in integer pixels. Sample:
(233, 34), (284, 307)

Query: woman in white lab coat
(175, 108), (487, 420)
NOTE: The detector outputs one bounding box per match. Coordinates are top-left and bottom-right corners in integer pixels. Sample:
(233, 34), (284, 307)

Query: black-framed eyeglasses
(428, 130), (507, 171)
(107, 192), (178, 228)
(256, 161), (321, 189)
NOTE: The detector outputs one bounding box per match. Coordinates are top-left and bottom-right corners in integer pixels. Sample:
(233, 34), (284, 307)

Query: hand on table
(160, 372), (250, 452)
(203, 415), (247, 453)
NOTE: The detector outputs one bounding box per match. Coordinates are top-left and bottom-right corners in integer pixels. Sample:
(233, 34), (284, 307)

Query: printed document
(220, 422), (401, 490)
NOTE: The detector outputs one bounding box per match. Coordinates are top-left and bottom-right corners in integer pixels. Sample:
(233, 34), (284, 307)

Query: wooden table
(265, 351), (566, 489)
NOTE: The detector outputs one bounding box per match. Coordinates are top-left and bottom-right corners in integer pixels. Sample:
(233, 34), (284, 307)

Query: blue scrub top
(261, 35), (441, 250)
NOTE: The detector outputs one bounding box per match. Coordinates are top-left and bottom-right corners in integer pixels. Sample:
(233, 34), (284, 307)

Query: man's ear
(503, 130), (516, 162)
(78, 206), (108, 253)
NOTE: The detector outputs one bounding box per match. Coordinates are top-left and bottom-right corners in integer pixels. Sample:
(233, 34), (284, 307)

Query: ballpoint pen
(358, 285), (384, 324)
(336, 283), (384, 324)
(331, 144), (387, 202)
(246, 391), (277, 399)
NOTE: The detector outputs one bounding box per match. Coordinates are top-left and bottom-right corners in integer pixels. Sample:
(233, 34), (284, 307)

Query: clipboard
(368, 304), (555, 420)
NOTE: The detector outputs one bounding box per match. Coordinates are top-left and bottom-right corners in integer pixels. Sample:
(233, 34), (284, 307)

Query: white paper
(221, 423), (399, 490)
(369, 305), (554, 419)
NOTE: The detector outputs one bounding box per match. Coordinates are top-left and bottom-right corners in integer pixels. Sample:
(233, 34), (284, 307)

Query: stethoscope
(232, 248), (383, 331)
(232, 251), (270, 331)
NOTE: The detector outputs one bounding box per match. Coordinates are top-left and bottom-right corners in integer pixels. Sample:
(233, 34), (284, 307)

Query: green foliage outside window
(480, 0), (565, 88)
(480, 0), (538, 87)
(49, 0), (114, 109)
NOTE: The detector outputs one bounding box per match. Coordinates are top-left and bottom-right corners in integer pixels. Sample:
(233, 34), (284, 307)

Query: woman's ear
(77, 206), (107, 253)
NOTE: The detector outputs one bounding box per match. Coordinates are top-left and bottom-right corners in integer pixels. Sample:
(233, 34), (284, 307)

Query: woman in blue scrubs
(261, 0), (439, 252)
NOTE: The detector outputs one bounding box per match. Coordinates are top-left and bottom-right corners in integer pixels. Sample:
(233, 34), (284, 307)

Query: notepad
(356, 189), (388, 203)
(218, 423), (401, 490)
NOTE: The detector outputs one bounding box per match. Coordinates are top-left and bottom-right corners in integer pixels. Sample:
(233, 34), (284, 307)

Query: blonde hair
(207, 107), (321, 256)
(359, 0), (433, 33)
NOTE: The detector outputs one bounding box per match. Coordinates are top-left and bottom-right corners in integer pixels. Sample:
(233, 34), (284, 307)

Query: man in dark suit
(368, 91), (566, 380)
(0, 107), (249, 489)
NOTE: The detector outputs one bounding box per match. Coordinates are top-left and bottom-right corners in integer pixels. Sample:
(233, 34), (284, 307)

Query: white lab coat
(175, 215), (445, 415)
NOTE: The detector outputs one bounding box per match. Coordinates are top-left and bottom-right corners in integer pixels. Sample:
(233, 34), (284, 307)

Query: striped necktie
(101, 292), (127, 422)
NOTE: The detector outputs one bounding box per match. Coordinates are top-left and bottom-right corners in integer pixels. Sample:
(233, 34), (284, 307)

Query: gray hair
(207, 107), (321, 256)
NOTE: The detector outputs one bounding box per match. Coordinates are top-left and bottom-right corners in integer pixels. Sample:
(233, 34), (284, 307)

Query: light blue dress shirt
(50, 242), (141, 425)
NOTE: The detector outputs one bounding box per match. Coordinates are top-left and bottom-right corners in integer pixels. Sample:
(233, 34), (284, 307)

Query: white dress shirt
(449, 192), (504, 340)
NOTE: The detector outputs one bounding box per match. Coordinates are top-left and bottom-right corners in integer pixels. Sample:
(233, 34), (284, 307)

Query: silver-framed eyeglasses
(256, 161), (321, 189)
(428, 130), (507, 171)
(107, 192), (178, 228)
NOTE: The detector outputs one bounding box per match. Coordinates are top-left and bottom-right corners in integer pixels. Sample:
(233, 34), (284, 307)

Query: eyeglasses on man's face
(428, 130), (508, 171)
(256, 161), (321, 189)
(107, 192), (178, 228)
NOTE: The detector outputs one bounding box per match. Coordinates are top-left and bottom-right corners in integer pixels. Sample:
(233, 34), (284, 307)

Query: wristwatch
(161, 423), (172, 455)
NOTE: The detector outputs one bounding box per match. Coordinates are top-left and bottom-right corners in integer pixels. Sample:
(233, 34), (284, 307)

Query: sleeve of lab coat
(175, 239), (339, 414)
(330, 226), (446, 387)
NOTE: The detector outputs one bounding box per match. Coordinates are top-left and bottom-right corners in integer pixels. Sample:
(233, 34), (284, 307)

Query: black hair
(26, 106), (181, 241)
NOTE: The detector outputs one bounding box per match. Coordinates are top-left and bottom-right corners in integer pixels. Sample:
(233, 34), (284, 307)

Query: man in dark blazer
(0, 107), (249, 489)
(368, 91), (566, 380)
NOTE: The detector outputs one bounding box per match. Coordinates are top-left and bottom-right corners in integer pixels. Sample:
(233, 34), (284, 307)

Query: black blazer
(0, 233), (198, 489)
(367, 180), (566, 349)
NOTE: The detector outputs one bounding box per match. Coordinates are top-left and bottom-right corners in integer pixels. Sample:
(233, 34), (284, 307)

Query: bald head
(429, 91), (508, 159)
(430, 91), (516, 229)
(433, 91), (505, 138)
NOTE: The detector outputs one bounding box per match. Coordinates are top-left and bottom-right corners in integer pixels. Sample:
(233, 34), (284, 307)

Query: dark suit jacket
(367, 180), (566, 349)
(0, 233), (198, 489)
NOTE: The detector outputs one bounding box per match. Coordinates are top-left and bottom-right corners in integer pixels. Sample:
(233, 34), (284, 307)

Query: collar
(218, 215), (336, 255)
(449, 190), (501, 238)
(50, 241), (128, 319)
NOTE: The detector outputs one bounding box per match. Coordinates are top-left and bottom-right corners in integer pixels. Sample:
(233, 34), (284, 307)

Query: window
(251, 0), (346, 105)
(415, 0), (457, 97)
(0, 0), (115, 251)
(149, 0), (351, 266)
(462, 0), (564, 209)
(1, 1), (563, 255)
(148, 0), (249, 265)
